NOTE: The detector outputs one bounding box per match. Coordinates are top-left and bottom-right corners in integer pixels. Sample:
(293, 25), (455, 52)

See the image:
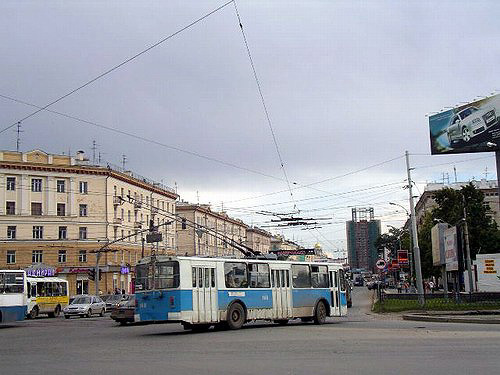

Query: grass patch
(373, 298), (500, 313)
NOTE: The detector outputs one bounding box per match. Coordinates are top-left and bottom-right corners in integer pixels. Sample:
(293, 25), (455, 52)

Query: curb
(402, 314), (500, 324)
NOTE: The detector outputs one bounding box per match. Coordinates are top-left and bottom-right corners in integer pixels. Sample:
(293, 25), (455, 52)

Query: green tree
(375, 225), (410, 259)
(418, 183), (500, 277)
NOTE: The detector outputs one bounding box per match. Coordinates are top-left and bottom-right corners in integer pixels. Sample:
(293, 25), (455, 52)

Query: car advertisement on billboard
(429, 94), (500, 154)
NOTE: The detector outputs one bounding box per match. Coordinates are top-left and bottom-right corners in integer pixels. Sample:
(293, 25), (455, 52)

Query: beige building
(415, 179), (499, 228)
(245, 227), (272, 254)
(176, 203), (247, 257)
(0, 149), (178, 295)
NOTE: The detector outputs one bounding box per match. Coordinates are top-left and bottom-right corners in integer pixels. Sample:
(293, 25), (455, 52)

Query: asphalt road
(1, 288), (499, 375)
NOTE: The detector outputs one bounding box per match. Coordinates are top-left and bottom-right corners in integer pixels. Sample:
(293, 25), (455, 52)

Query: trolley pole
(462, 196), (474, 297)
(94, 252), (101, 296)
(405, 151), (425, 306)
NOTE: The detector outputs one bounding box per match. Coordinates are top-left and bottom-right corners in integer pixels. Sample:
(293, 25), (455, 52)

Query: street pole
(462, 196), (474, 297)
(94, 252), (101, 296)
(496, 150), (500, 214)
(405, 151), (425, 306)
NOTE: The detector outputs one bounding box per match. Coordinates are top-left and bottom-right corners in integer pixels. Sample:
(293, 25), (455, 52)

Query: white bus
(0, 270), (27, 324)
(135, 256), (347, 330)
(26, 277), (70, 318)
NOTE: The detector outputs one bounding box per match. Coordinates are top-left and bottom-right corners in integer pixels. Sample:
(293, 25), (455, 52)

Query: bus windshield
(136, 261), (180, 291)
(0, 272), (24, 293)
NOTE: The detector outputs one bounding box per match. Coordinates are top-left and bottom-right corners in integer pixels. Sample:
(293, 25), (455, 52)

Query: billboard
(444, 226), (458, 271)
(431, 223), (448, 266)
(429, 94), (500, 154)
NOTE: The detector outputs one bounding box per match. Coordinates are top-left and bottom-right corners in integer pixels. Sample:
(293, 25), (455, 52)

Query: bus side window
(198, 268), (203, 288)
(204, 268), (210, 288)
(211, 269), (215, 288)
(286, 270), (289, 287)
(27, 282), (31, 298)
(61, 282), (67, 296)
(192, 268), (197, 288)
(271, 271), (275, 287)
(31, 283), (37, 298)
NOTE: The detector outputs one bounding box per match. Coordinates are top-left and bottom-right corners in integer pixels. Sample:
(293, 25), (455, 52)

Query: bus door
(339, 269), (347, 316)
(329, 270), (340, 316)
(270, 268), (292, 319)
(192, 266), (218, 324)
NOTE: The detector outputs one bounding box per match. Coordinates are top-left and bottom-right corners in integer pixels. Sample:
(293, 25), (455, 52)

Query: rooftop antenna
(484, 167), (489, 180)
(196, 191), (200, 204)
(174, 182), (178, 195)
(91, 140), (97, 164)
(15, 122), (23, 152)
(453, 166), (457, 183)
(98, 151), (104, 164)
(122, 154), (127, 170)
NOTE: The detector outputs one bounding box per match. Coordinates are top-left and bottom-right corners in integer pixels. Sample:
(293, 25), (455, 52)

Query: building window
(33, 226), (43, 239)
(114, 227), (117, 240)
(78, 250), (87, 263)
(121, 208), (124, 220)
(6, 177), (16, 191)
(128, 210), (131, 222)
(57, 203), (66, 216)
(114, 206), (117, 219)
(31, 202), (42, 216)
(7, 226), (16, 239)
(32, 250), (43, 263)
(31, 178), (42, 192)
(6, 250), (16, 264)
(6, 201), (15, 215)
(56, 180), (65, 193)
(79, 204), (88, 217)
(79, 227), (87, 240)
(58, 250), (67, 263)
(121, 187), (124, 198)
(58, 226), (67, 240)
(79, 181), (88, 194)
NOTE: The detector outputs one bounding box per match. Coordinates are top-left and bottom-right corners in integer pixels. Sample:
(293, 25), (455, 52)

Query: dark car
(110, 296), (135, 325)
(353, 277), (364, 287)
(104, 294), (130, 311)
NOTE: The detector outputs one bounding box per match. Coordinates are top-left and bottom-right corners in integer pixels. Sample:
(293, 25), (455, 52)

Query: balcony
(113, 217), (123, 225)
(113, 196), (123, 206)
(134, 201), (142, 210)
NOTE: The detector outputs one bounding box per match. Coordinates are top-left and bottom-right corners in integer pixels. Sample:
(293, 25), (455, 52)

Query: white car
(63, 295), (106, 318)
(446, 106), (497, 144)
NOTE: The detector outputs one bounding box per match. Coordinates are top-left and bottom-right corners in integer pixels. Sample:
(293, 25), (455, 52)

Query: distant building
(415, 179), (499, 228)
(245, 227), (272, 254)
(176, 203), (247, 257)
(346, 208), (381, 271)
(0, 149), (178, 295)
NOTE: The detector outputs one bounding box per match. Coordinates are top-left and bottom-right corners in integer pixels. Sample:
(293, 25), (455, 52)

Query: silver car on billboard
(446, 106), (497, 144)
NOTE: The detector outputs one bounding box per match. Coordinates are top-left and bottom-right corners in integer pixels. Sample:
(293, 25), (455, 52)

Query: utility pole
(462, 195), (474, 296)
(405, 151), (425, 306)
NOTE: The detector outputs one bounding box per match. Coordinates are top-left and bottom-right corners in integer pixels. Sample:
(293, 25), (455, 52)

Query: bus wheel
(274, 319), (289, 325)
(30, 306), (39, 319)
(227, 302), (245, 330)
(314, 301), (327, 325)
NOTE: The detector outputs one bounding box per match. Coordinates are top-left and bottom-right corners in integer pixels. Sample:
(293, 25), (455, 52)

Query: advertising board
(474, 254), (500, 292)
(397, 250), (409, 266)
(429, 94), (500, 154)
(444, 226), (458, 271)
(431, 223), (448, 266)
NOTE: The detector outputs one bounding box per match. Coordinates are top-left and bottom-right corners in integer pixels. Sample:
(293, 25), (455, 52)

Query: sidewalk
(402, 310), (500, 324)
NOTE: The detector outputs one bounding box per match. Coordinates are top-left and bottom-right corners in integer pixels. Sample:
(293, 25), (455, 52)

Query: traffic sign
(376, 259), (386, 270)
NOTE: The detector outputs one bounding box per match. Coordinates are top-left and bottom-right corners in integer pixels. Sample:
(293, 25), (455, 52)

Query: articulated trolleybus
(135, 256), (347, 330)
(0, 270), (27, 324)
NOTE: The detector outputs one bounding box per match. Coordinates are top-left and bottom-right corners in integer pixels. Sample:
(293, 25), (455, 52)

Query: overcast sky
(1, 0), (499, 255)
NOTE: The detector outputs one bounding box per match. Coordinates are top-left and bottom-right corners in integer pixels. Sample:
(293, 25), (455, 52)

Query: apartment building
(176, 203), (247, 257)
(0, 149), (178, 295)
(245, 227), (272, 254)
(414, 179), (499, 228)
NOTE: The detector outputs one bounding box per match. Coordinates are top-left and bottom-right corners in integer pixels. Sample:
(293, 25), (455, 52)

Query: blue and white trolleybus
(0, 270), (27, 324)
(135, 256), (347, 330)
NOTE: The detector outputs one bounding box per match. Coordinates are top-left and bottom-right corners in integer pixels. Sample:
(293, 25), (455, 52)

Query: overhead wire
(0, 0), (235, 135)
(232, 1), (297, 210)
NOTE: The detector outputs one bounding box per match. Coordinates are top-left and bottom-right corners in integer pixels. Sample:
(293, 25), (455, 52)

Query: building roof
(0, 149), (178, 199)
(176, 202), (248, 227)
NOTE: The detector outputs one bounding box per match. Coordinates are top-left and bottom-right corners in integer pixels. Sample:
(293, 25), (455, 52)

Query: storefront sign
(120, 266), (130, 275)
(25, 264), (55, 277)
